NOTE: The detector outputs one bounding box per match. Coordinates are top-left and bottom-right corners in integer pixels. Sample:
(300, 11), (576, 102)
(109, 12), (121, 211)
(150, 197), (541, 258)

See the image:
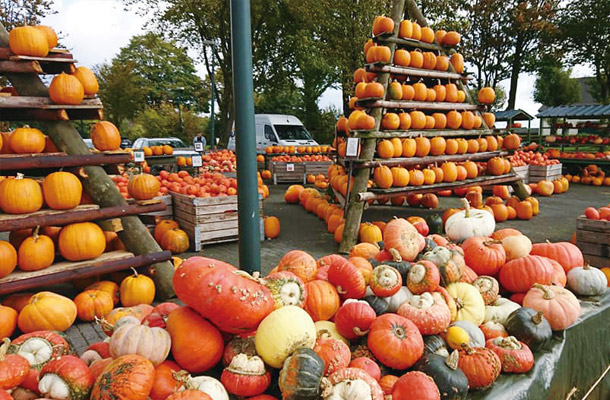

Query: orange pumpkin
(0, 241), (17, 279)
(90, 121), (121, 151)
(160, 229), (190, 254)
(72, 66), (99, 96)
(128, 174), (161, 200)
(42, 171), (82, 210)
(17, 228), (55, 272)
(264, 216), (280, 239)
(49, 72), (84, 105)
(9, 25), (49, 57)
(9, 126), (45, 154)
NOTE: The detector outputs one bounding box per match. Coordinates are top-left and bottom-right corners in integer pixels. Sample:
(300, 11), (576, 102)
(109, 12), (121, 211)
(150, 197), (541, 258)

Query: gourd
(327, 258), (366, 300)
(384, 218), (423, 261)
(109, 317), (171, 366)
(313, 337), (350, 375)
(38, 355), (93, 400)
(349, 357), (380, 382)
(279, 348), (325, 399)
(384, 286), (413, 312)
(323, 368), (384, 400)
(89, 355), (154, 400)
(0, 338), (30, 390)
(17, 292), (77, 333)
(367, 313), (424, 370)
(483, 297), (521, 325)
(522, 284), (581, 331)
(457, 346), (501, 389)
(424, 335), (450, 357)
(485, 336), (534, 373)
(472, 276), (499, 305)
(264, 271), (307, 309)
(566, 264), (608, 296)
(504, 307), (552, 351)
(334, 300), (376, 339)
(445, 199), (495, 242)
(58, 222), (106, 262)
(498, 255), (555, 293)
(369, 265), (402, 297)
(391, 371), (441, 400)
(414, 351), (468, 400)
(406, 261), (440, 294)
(420, 247), (464, 285)
(220, 354), (271, 397)
(174, 372), (228, 400)
(304, 280), (340, 321)
(450, 320), (485, 347)
(479, 321), (509, 341)
(80, 342), (110, 366)
(0, 173), (43, 214)
(8, 331), (72, 370)
(446, 282), (485, 325)
(397, 292), (451, 335)
(461, 236), (506, 275)
(363, 294), (389, 315)
(49, 73), (84, 105)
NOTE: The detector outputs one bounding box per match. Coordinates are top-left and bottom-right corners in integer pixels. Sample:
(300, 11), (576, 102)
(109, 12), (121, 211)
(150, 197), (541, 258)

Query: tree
(533, 66), (580, 107)
(0, 0), (55, 31)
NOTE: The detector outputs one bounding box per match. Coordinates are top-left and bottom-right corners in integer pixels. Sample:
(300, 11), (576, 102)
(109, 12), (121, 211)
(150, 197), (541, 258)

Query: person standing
(193, 132), (206, 151)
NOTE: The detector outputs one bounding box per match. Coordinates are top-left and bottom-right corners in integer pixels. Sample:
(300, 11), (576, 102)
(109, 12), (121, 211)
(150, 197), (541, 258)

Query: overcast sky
(43, 0), (594, 128)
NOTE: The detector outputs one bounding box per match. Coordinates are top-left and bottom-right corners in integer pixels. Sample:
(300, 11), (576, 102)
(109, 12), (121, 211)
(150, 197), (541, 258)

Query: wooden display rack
(0, 27), (174, 297)
(576, 216), (610, 268)
(338, 0), (528, 252)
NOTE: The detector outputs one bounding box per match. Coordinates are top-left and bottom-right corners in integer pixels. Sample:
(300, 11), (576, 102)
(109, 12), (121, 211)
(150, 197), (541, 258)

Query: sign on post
(191, 155), (203, 167)
(133, 151), (145, 162)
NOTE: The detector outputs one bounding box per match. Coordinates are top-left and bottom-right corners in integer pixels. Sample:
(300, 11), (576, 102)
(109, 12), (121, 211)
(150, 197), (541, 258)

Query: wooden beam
(0, 152), (132, 170)
(356, 99), (483, 111)
(0, 60), (42, 74)
(0, 108), (69, 121)
(375, 36), (442, 51)
(353, 151), (509, 169)
(359, 173), (520, 201)
(0, 250), (172, 296)
(0, 202), (167, 232)
(366, 64), (469, 81)
(0, 47), (74, 61)
(351, 128), (493, 139)
(0, 96), (102, 109)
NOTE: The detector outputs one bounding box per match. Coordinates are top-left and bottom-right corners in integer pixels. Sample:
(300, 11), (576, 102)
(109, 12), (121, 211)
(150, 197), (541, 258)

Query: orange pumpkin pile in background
(271, 154), (332, 163)
(565, 164), (610, 186)
(265, 145), (331, 154)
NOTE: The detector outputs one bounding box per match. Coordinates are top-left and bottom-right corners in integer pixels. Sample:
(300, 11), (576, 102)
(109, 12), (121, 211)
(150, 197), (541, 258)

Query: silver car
(131, 137), (199, 157)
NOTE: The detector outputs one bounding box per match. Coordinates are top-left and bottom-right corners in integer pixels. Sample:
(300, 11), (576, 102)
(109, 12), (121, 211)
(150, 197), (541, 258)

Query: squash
(384, 286), (413, 312)
(8, 331), (72, 370)
(364, 295), (389, 316)
(0, 173), (43, 214)
(315, 321), (348, 345)
(17, 292), (77, 333)
(472, 276), (500, 305)
(0, 306), (17, 341)
(529, 241), (584, 273)
(220, 354), (270, 397)
(304, 280), (340, 321)
(80, 342), (110, 366)
(141, 302), (180, 329)
(120, 268), (155, 306)
(323, 368), (384, 400)
(420, 247), (464, 285)
(166, 306), (223, 373)
(391, 371), (441, 400)
(406, 261), (440, 294)
(0, 242), (17, 279)
(279, 348), (325, 398)
(485, 336), (534, 373)
(504, 307), (552, 351)
(424, 335), (450, 357)
(313, 337), (350, 376)
(58, 222), (106, 262)
(483, 297), (521, 325)
(397, 292), (451, 335)
(166, 390), (213, 399)
(101, 304), (153, 336)
(479, 321), (509, 341)
(522, 284), (581, 331)
(9, 25), (49, 57)
(17, 227), (55, 272)
(567, 264), (607, 296)
(90, 355), (154, 400)
(38, 355), (93, 400)
(222, 336), (256, 366)
(90, 121), (121, 151)
(174, 373), (228, 399)
(334, 300), (376, 339)
(0, 338), (30, 390)
(369, 265), (402, 297)
(264, 271), (307, 309)
(49, 72), (84, 105)
(384, 218), (423, 262)
(446, 326), (470, 351)
(348, 357), (380, 381)
(457, 346), (501, 389)
(367, 313), (424, 370)
(498, 255), (555, 293)
(445, 199), (495, 242)
(255, 306), (316, 368)
(446, 283), (485, 325)
(277, 250), (318, 282)
(414, 351), (468, 400)
(74, 290), (113, 322)
(109, 317), (171, 366)
(461, 236), (505, 276)
(327, 258), (366, 300)
(450, 320), (485, 347)
(501, 234), (532, 261)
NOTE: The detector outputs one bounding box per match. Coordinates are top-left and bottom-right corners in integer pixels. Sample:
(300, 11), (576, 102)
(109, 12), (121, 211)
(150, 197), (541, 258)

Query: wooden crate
(305, 161), (333, 177)
(528, 164), (562, 183)
(271, 162), (306, 184)
(576, 216), (610, 268)
(128, 195), (173, 227)
(513, 165), (529, 184)
(171, 193), (263, 251)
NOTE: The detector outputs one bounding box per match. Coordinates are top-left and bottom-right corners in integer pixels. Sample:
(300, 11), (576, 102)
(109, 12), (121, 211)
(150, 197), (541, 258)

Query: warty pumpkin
(397, 292), (451, 335)
(264, 270), (306, 309)
(90, 355), (154, 400)
(38, 355), (93, 400)
(485, 336), (533, 373)
(457, 345), (501, 389)
(324, 367), (384, 400)
(313, 337), (350, 376)
(392, 371), (441, 400)
(0, 337), (30, 390)
(277, 250), (318, 282)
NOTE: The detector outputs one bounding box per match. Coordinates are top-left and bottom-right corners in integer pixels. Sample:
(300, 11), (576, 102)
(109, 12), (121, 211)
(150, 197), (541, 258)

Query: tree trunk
(0, 22), (175, 300)
(507, 35), (524, 110)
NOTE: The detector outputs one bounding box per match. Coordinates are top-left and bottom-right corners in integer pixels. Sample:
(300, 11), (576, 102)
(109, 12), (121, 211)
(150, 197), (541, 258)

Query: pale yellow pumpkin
(314, 320), (349, 345)
(446, 282), (486, 325)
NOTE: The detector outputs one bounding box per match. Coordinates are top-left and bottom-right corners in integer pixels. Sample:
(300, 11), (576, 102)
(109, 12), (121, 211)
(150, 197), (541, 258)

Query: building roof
(536, 104), (610, 119)
(576, 77), (598, 105)
(495, 109), (534, 121)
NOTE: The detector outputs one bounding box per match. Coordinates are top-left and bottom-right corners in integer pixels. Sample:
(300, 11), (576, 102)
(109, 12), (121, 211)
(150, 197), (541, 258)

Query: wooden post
(0, 23), (175, 299)
(339, 0), (406, 253)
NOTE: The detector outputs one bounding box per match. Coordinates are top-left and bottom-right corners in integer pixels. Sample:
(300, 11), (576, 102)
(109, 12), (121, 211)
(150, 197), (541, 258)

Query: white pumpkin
(501, 235), (532, 261)
(384, 286), (413, 312)
(484, 297), (521, 325)
(567, 265), (608, 296)
(177, 373), (229, 400)
(325, 379), (372, 400)
(445, 198), (495, 242)
(109, 317), (171, 366)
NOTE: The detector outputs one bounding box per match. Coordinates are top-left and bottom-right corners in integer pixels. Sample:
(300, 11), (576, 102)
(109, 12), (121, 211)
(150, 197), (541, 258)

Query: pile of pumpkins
(152, 220), (190, 255)
(566, 164), (610, 186)
(2, 208), (606, 399)
(8, 24), (99, 105)
(264, 145), (331, 155)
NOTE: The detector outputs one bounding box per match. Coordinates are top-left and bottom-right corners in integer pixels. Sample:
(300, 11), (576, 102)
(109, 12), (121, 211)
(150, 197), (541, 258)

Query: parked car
(131, 137), (199, 157)
(83, 139), (94, 149)
(120, 138), (132, 148)
(228, 114), (319, 153)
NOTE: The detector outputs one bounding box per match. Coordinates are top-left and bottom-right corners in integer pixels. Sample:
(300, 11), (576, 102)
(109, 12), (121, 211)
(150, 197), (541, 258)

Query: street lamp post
(202, 40), (216, 148)
(175, 86), (185, 136)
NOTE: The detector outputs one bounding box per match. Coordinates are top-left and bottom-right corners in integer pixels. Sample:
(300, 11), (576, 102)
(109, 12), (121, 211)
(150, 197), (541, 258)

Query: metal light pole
(175, 87), (185, 137)
(230, 0), (261, 273)
(203, 40), (216, 148)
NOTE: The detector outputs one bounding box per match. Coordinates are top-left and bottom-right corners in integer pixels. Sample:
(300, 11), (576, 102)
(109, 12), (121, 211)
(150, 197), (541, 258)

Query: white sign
(194, 142), (204, 152)
(286, 163), (295, 172)
(191, 155), (203, 167)
(345, 137), (360, 158)
(133, 151), (145, 162)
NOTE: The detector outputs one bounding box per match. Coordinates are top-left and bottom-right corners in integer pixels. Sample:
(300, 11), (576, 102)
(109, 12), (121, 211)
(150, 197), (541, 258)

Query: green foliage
(0, 0), (55, 31)
(534, 66), (580, 106)
(96, 61), (147, 127)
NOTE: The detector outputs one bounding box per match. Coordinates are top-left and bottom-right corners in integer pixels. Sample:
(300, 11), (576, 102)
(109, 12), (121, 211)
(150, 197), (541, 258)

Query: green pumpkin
(415, 351), (469, 400)
(505, 307), (552, 351)
(423, 335), (450, 357)
(279, 348), (324, 400)
(426, 213), (444, 235)
(421, 246), (464, 285)
(364, 295), (389, 315)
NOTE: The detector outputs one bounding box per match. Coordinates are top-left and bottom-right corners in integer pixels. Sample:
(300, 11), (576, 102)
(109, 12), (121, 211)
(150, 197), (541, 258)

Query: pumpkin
(8, 331), (72, 372)
(304, 280), (340, 321)
(109, 317), (171, 366)
(279, 348), (325, 399)
(90, 121), (121, 151)
(421, 247), (464, 286)
(277, 250), (318, 283)
(58, 222), (105, 262)
(327, 258), (366, 300)
(72, 66), (99, 96)
(18, 292), (76, 333)
(501, 234), (532, 261)
(41, 171), (82, 210)
(504, 307), (552, 351)
(349, 357), (380, 382)
(90, 355), (154, 400)
(472, 276), (500, 305)
(384, 218), (423, 262)
(369, 265), (402, 297)
(263, 216), (280, 239)
(461, 237), (506, 276)
(480, 321), (508, 341)
(397, 292), (451, 335)
(38, 355), (93, 400)
(220, 354), (270, 397)
(499, 255), (555, 293)
(0, 338), (30, 390)
(406, 261), (440, 294)
(446, 283), (485, 325)
(313, 337), (350, 376)
(450, 320), (485, 348)
(0, 241), (17, 279)
(457, 346), (501, 390)
(567, 264), (608, 296)
(367, 313), (424, 369)
(530, 241), (584, 273)
(154, 220), (180, 243)
(523, 284), (580, 331)
(174, 373), (228, 399)
(119, 268), (155, 306)
(349, 257), (373, 284)
(315, 321), (348, 345)
(128, 174), (161, 201)
(385, 286), (413, 313)
(483, 297), (521, 325)
(222, 336), (256, 367)
(160, 229), (189, 254)
(424, 335), (450, 358)
(9, 25), (49, 56)
(0, 174), (43, 214)
(392, 371), (440, 400)
(74, 290), (113, 322)
(415, 351), (468, 400)
(83, 283), (117, 310)
(80, 342), (110, 366)
(166, 390), (212, 400)
(0, 306), (17, 341)
(255, 306), (316, 368)
(9, 126), (45, 154)
(49, 73), (84, 105)
(445, 199), (495, 242)
(17, 227), (55, 272)
(165, 306), (223, 373)
(477, 87), (496, 104)
(485, 336), (533, 373)
(264, 271), (306, 309)
(379, 375), (398, 395)
(334, 300), (376, 339)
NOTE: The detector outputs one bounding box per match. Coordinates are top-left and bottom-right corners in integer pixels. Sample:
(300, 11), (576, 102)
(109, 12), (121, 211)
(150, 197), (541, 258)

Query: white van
(228, 114), (318, 153)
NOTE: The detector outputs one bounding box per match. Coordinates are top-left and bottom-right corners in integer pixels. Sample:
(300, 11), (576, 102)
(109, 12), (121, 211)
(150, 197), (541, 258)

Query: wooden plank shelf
(0, 96), (102, 109)
(366, 63), (469, 81)
(0, 47), (75, 60)
(356, 99), (483, 111)
(0, 152), (132, 170)
(0, 202), (167, 232)
(374, 36), (443, 51)
(0, 97), (103, 121)
(350, 151), (509, 169)
(0, 60), (74, 75)
(351, 128), (493, 139)
(358, 173), (519, 201)
(0, 250), (172, 296)
(553, 158), (610, 166)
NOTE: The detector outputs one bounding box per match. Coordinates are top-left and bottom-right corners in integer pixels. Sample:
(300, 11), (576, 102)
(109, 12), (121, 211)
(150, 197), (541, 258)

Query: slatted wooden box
(528, 164), (562, 183)
(576, 216), (610, 268)
(171, 193), (263, 252)
(128, 195), (173, 227)
(305, 161), (333, 177)
(513, 165), (529, 184)
(270, 162), (306, 184)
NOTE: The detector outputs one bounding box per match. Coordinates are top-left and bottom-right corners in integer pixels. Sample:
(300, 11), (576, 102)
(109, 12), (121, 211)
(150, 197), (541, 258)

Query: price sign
(345, 137), (360, 158)
(133, 151), (145, 162)
(286, 163), (295, 172)
(191, 155), (203, 167)
(194, 142), (204, 152)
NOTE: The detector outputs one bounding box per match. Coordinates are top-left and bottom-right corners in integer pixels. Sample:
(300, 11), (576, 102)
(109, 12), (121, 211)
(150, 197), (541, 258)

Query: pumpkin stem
(460, 198), (470, 217)
(130, 267), (139, 277)
(533, 283), (554, 300)
(445, 350), (459, 370)
(172, 370), (192, 387)
(0, 338), (10, 360)
(32, 225), (40, 243)
(583, 264), (590, 270)
(320, 377), (333, 398)
(389, 248), (403, 262)
(460, 343), (474, 354)
(353, 327), (369, 336)
(16, 172), (24, 180)
(532, 311), (544, 325)
(95, 317), (115, 334)
(483, 239), (502, 246)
